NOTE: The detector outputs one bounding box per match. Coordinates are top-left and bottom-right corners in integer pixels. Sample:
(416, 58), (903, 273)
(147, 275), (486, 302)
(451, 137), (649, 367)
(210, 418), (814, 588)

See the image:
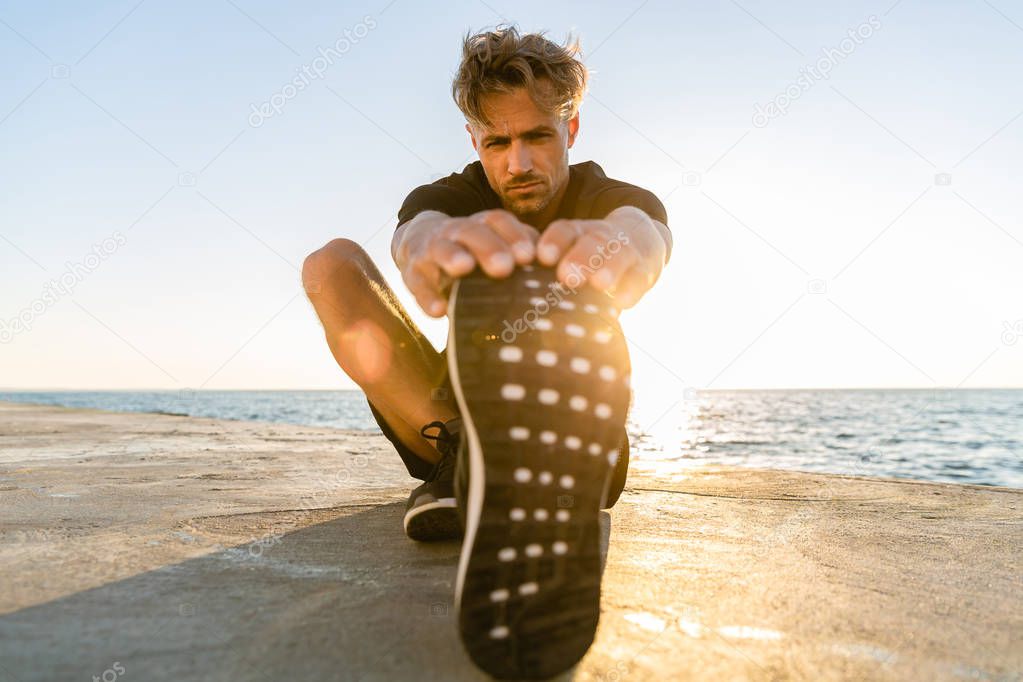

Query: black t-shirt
(396, 160), (671, 259)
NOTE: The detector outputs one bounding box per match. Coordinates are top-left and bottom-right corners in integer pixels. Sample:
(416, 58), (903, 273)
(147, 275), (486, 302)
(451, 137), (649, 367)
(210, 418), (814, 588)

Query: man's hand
(392, 209), (539, 317)
(536, 206), (668, 309)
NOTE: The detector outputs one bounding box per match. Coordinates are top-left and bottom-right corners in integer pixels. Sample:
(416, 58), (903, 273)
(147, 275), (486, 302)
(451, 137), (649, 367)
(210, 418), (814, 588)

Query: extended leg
(302, 238), (458, 465)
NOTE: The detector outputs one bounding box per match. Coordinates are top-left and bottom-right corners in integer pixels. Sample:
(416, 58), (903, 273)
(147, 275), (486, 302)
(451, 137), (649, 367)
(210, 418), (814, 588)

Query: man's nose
(507, 140), (533, 175)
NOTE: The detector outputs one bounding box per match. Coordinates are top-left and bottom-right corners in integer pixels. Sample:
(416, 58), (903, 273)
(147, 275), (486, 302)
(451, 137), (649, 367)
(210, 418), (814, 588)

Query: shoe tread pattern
(453, 265), (631, 679)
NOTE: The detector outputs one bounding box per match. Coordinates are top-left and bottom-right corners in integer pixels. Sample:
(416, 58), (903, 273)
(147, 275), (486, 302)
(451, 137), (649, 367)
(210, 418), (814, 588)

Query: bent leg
(302, 238), (458, 465)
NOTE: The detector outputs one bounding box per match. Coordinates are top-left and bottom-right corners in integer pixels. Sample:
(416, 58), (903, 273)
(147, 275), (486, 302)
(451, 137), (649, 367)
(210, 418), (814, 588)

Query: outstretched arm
(535, 205), (670, 309)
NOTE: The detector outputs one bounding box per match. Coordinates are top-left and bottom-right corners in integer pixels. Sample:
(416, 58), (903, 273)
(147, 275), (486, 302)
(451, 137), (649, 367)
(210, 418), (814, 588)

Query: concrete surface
(0, 401), (1020, 681)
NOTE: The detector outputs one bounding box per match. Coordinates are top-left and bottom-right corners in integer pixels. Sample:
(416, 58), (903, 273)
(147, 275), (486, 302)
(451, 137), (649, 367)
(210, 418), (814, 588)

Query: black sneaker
(447, 265), (632, 679)
(403, 418), (463, 542)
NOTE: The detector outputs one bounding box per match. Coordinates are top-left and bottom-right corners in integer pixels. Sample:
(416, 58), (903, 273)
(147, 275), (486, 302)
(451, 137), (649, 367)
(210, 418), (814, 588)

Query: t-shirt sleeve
(395, 183), (483, 230)
(592, 186), (668, 226)
(592, 185), (672, 261)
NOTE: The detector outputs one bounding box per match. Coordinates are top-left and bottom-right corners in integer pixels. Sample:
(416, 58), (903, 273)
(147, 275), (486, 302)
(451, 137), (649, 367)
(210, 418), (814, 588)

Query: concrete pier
(1, 401), (1020, 681)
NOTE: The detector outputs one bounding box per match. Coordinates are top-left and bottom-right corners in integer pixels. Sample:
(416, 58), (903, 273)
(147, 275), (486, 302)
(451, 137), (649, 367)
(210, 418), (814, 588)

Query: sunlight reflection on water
(626, 389), (1023, 488)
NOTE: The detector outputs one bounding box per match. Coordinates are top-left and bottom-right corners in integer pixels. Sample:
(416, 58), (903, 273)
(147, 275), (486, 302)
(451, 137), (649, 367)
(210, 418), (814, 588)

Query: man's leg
(302, 238), (458, 466)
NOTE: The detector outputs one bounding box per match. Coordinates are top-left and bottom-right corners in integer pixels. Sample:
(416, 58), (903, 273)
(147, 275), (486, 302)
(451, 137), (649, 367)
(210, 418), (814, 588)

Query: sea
(1, 389), (1020, 489)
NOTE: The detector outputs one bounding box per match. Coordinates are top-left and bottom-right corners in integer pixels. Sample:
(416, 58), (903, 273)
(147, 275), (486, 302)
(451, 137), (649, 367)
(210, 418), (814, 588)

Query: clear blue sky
(2, 0), (1021, 402)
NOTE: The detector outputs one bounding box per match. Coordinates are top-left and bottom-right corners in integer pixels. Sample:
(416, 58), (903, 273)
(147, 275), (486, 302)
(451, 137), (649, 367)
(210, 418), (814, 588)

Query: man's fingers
(536, 219), (581, 266)
(447, 222), (515, 278)
(478, 211), (539, 264)
(556, 234), (637, 293)
(610, 266), (655, 309)
(403, 259), (447, 317)
(428, 238), (476, 277)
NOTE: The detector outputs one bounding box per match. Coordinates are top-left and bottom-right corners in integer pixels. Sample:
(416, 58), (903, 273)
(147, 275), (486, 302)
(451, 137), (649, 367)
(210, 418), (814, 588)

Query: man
(303, 26), (670, 679)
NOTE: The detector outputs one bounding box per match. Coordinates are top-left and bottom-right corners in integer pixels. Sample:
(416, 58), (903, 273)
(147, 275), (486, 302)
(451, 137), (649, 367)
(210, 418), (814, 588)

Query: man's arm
(604, 205), (670, 267)
(391, 210), (449, 272)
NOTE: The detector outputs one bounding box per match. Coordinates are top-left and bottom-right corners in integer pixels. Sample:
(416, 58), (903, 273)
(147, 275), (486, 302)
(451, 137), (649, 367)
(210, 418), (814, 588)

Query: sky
(1, 0), (1021, 414)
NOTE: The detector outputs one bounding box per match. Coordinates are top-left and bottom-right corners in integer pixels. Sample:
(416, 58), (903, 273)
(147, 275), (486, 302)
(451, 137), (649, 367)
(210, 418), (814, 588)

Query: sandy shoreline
(1, 400), (1020, 680)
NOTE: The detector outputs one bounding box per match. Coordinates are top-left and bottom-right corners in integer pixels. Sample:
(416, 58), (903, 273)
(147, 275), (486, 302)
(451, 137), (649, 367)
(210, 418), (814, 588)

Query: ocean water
(1, 389), (1020, 488)
(628, 389), (1023, 489)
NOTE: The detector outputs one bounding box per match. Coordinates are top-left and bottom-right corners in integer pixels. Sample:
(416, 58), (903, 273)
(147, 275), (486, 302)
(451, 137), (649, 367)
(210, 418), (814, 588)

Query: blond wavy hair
(452, 25), (588, 129)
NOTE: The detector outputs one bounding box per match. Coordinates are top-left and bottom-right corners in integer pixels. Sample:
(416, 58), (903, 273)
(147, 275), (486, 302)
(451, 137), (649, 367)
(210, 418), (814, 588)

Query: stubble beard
(502, 184), (553, 218)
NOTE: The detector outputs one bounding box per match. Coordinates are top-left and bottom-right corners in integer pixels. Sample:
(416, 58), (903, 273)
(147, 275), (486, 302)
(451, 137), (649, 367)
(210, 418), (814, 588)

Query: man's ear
(566, 113), (580, 148)
(465, 123), (478, 151)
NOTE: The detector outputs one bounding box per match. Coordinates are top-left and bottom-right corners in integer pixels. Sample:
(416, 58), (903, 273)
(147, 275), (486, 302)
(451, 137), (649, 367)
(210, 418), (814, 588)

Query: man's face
(467, 85), (579, 219)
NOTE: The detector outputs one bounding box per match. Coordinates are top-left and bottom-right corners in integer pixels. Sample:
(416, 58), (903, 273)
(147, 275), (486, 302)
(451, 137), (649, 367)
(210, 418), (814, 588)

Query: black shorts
(366, 348), (631, 506)
(366, 347), (455, 481)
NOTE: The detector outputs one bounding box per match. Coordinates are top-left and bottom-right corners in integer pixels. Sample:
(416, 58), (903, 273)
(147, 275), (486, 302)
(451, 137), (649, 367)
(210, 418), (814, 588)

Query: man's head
(452, 26), (587, 220)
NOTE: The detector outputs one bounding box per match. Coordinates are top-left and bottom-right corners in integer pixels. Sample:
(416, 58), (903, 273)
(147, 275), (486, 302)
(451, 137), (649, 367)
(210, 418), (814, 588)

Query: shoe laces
(419, 418), (461, 457)
(419, 418), (461, 482)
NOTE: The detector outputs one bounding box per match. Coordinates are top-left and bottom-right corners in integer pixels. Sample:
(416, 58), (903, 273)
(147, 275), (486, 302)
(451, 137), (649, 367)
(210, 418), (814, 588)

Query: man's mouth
(507, 181), (542, 193)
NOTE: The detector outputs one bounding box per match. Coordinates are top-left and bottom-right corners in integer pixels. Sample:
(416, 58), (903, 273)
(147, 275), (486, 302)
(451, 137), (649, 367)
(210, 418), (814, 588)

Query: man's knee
(302, 238), (372, 295)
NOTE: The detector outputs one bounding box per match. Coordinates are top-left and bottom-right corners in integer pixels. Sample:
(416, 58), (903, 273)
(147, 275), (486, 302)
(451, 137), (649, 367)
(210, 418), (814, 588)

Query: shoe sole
(404, 498), (461, 542)
(447, 265), (631, 679)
